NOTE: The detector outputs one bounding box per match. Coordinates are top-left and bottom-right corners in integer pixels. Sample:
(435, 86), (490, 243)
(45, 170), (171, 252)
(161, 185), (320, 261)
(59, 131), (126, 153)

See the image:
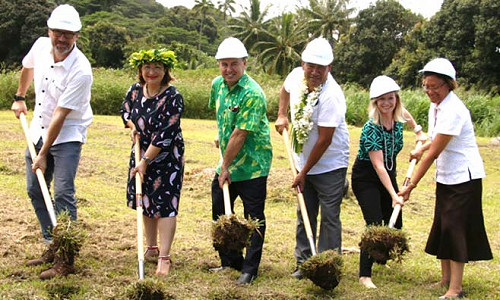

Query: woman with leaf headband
(120, 49), (184, 276)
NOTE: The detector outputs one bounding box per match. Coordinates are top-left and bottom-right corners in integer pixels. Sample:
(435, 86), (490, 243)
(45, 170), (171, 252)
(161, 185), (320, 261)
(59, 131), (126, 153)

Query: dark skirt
(425, 179), (493, 262)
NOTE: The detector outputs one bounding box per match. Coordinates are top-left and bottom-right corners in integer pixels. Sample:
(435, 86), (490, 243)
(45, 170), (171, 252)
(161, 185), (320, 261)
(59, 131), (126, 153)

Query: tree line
(0, 0), (498, 94)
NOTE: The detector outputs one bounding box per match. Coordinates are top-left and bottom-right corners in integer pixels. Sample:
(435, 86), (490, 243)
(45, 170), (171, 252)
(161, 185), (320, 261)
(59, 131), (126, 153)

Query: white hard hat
(47, 4), (82, 32)
(215, 37), (248, 59)
(419, 58), (456, 80)
(369, 75), (400, 99)
(301, 37), (333, 66)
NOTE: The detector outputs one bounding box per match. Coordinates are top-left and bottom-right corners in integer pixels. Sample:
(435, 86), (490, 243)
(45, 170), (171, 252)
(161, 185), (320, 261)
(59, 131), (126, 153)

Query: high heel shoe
(155, 255), (172, 276)
(144, 246), (159, 263)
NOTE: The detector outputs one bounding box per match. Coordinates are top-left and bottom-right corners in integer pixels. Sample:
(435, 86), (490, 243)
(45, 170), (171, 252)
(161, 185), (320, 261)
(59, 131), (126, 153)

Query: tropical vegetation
(0, 0), (499, 94)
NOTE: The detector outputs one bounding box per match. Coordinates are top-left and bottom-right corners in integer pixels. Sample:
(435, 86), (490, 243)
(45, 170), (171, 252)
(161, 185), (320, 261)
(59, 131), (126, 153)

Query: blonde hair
(368, 92), (407, 125)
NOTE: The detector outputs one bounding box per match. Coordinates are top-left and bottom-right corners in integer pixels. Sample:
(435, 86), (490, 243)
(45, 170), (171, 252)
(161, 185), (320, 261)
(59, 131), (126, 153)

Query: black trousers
(211, 174), (267, 276)
(352, 159), (402, 277)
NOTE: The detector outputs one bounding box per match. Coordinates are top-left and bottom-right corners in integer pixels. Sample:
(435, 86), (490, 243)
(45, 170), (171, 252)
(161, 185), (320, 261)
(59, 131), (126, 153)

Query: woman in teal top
(351, 76), (424, 289)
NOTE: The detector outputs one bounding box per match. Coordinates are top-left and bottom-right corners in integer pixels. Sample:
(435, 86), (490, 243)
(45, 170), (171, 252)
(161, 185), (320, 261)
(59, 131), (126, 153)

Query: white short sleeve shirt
(428, 91), (485, 184)
(284, 67), (350, 174)
(22, 37), (93, 145)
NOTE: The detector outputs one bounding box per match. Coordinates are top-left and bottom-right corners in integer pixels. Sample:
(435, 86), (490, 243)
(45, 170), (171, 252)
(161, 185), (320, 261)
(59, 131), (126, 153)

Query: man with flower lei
(275, 37), (350, 279)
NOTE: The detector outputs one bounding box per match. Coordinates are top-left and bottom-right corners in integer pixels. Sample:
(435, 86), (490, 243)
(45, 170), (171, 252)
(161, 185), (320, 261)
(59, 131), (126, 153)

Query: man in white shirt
(11, 4), (92, 279)
(275, 37), (349, 279)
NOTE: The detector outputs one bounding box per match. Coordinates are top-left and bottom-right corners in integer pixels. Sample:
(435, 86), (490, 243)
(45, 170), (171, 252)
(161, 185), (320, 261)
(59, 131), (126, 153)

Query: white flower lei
(291, 79), (322, 153)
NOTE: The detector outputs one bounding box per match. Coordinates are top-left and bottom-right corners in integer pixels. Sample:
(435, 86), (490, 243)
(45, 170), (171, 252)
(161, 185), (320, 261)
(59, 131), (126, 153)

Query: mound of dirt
(211, 214), (260, 252)
(300, 250), (343, 290)
(359, 226), (409, 264)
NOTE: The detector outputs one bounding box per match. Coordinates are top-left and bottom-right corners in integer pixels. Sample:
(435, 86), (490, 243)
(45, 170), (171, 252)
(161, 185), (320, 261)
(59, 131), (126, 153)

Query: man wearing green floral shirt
(208, 37), (272, 285)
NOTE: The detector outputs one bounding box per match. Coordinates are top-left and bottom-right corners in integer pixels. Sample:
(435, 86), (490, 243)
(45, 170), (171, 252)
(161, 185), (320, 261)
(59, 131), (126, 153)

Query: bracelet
(141, 156), (152, 165)
(13, 94), (25, 101)
(413, 124), (422, 133)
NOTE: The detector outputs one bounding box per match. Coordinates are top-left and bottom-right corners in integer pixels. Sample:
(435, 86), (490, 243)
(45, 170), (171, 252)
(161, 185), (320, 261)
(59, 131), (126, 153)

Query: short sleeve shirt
(208, 73), (272, 181)
(284, 67), (349, 174)
(428, 91), (485, 184)
(22, 37), (93, 145)
(356, 120), (404, 171)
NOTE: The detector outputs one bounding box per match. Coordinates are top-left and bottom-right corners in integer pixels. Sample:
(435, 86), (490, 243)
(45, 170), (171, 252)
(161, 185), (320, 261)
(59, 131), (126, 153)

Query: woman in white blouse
(399, 58), (492, 299)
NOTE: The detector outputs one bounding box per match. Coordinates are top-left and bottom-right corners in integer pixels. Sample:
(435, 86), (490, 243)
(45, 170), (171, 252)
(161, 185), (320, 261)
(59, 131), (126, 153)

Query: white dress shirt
(22, 37), (93, 145)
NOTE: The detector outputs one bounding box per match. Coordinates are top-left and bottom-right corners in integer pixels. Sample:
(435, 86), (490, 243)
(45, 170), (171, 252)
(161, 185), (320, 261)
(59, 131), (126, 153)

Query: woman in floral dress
(120, 49), (184, 276)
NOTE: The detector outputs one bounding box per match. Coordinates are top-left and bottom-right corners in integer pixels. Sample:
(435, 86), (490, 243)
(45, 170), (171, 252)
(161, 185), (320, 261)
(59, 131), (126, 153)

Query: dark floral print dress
(120, 82), (184, 218)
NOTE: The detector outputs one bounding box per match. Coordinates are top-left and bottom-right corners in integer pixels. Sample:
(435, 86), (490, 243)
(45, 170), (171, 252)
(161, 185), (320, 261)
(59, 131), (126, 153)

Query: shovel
(388, 141), (423, 228)
(211, 151), (258, 252)
(282, 128), (343, 290)
(19, 113), (57, 227)
(134, 137), (145, 280)
(359, 141), (423, 264)
(282, 128), (316, 255)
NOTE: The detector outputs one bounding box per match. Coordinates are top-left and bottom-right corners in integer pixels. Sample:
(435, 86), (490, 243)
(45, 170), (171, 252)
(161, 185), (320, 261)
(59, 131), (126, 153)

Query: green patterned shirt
(357, 119), (403, 167)
(209, 73), (272, 181)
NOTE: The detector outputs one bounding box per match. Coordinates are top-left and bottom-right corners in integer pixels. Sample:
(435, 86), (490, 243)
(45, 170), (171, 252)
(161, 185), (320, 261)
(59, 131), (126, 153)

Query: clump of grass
(300, 250), (343, 290)
(45, 281), (81, 299)
(211, 214), (261, 252)
(52, 212), (87, 264)
(359, 226), (409, 264)
(125, 279), (174, 300)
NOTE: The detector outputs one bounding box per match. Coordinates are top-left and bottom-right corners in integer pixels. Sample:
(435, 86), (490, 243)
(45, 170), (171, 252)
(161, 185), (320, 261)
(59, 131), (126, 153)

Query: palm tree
(193, 0), (215, 50)
(303, 0), (353, 46)
(217, 0), (236, 21)
(253, 13), (307, 77)
(228, 0), (271, 47)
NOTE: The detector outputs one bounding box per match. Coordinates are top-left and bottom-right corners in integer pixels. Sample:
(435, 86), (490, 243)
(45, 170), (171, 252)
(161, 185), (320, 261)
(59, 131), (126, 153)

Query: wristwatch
(13, 94), (25, 101)
(413, 124), (422, 133)
(141, 156), (152, 165)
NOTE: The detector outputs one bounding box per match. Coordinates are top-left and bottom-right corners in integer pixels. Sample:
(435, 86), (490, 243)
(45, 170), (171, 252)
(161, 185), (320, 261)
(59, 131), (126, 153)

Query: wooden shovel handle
(218, 151), (232, 216)
(134, 137), (145, 279)
(19, 113), (57, 227)
(282, 128), (317, 255)
(389, 141), (423, 228)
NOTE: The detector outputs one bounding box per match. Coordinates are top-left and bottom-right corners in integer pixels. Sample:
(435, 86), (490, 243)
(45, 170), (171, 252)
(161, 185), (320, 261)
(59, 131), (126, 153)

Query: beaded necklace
(382, 125), (395, 171)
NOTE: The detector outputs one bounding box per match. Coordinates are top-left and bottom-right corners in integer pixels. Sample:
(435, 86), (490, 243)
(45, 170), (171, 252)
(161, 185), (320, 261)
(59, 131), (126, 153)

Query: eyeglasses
(422, 82), (445, 92)
(50, 29), (77, 39)
(142, 65), (164, 72)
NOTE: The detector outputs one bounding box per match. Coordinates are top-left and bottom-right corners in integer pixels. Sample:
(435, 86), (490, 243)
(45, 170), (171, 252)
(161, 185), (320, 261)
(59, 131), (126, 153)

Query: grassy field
(0, 110), (498, 299)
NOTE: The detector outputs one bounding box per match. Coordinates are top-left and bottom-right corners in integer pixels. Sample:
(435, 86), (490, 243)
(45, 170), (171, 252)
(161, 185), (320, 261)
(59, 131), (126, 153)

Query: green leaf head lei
(129, 49), (178, 70)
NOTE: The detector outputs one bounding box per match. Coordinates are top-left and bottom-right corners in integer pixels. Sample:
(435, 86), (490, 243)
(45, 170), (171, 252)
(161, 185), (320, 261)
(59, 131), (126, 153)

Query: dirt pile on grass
(300, 250), (343, 290)
(211, 214), (260, 252)
(359, 226), (409, 264)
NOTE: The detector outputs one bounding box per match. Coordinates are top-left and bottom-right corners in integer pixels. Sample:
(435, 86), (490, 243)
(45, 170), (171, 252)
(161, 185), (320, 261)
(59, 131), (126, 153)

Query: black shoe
(291, 268), (303, 280)
(236, 272), (256, 285)
(209, 266), (229, 272)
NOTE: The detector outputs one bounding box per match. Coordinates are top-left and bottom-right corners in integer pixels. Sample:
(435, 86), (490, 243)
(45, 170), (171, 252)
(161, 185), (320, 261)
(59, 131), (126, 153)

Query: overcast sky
(157, 0), (444, 19)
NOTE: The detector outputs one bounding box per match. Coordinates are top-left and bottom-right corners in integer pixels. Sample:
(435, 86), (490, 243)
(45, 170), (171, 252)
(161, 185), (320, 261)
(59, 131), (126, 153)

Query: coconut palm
(217, 0), (236, 21)
(302, 0), (353, 45)
(193, 0), (215, 49)
(228, 0), (271, 47)
(252, 13), (307, 77)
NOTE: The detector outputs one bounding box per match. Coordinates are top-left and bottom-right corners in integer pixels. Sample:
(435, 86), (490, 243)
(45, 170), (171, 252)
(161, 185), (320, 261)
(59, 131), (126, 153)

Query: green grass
(0, 111), (499, 299)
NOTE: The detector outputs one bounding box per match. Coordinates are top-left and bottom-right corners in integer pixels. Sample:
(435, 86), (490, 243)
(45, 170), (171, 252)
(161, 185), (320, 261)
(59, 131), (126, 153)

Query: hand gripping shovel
(282, 128), (343, 290)
(359, 141), (423, 265)
(134, 138), (145, 280)
(388, 141), (423, 228)
(211, 151), (258, 253)
(282, 128), (316, 255)
(19, 113), (57, 227)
